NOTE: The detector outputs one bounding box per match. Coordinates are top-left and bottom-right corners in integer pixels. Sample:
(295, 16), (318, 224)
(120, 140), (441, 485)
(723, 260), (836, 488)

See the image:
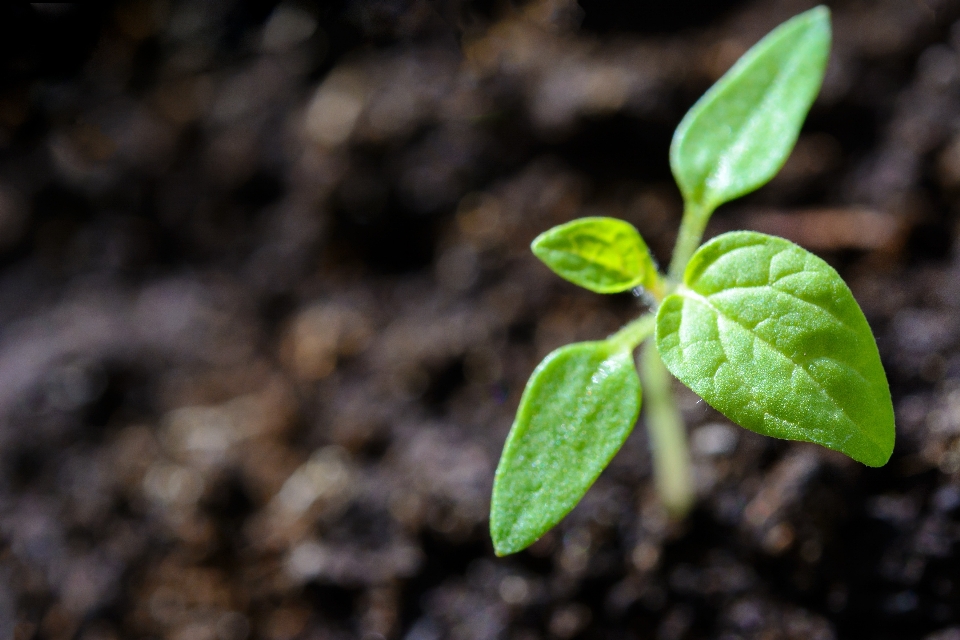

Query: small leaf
(491, 341), (641, 555)
(656, 231), (894, 467)
(531, 217), (658, 294)
(671, 6), (830, 212)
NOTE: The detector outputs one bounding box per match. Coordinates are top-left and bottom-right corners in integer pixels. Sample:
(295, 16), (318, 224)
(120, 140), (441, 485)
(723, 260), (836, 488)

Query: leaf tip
(492, 542), (515, 557)
(489, 494), (528, 556)
(489, 522), (524, 557)
(785, 5), (830, 35)
(529, 231), (550, 264)
(797, 5), (832, 49)
(806, 4), (831, 23)
(855, 433), (895, 468)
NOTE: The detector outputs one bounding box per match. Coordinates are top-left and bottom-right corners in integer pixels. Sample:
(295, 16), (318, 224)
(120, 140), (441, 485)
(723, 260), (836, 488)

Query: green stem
(611, 198), (707, 516)
(608, 314), (656, 352)
(640, 341), (694, 517)
(667, 202), (714, 281)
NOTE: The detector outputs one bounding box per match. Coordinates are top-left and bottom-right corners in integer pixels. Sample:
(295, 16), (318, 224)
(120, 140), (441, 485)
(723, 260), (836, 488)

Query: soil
(0, 1), (959, 639)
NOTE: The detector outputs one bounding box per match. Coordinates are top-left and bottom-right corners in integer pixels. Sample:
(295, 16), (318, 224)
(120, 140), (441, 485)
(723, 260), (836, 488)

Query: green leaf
(655, 231), (894, 467)
(531, 217), (658, 294)
(670, 6), (831, 212)
(491, 340), (641, 555)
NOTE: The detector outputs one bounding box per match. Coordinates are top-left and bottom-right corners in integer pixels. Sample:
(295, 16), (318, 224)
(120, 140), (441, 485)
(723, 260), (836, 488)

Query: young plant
(490, 6), (895, 556)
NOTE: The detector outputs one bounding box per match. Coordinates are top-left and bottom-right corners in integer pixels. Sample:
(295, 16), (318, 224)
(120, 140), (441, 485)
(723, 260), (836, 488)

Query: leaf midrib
(704, 283), (856, 335)
(689, 242), (857, 334)
(552, 247), (635, 279)
(701, 28), (814, 207)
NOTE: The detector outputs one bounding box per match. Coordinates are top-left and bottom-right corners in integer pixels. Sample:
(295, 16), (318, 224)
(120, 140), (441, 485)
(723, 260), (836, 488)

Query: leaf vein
(682, 292), (875, 443)
(706, 283), (856, 334)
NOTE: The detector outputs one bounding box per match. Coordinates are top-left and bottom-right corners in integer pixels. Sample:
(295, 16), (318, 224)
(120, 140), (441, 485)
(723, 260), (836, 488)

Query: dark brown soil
(0, 1), (959, 639)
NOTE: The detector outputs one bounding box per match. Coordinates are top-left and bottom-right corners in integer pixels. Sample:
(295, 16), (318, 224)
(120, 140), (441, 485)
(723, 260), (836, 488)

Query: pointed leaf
(531, 217), (658, 294)
(491, 341), (641, 555)
(656, 231), (894, 467)
(671, 6), (831, 212)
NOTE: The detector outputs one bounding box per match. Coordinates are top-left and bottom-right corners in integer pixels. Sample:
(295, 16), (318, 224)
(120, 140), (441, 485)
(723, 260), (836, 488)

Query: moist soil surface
(1, 1), (960, 639)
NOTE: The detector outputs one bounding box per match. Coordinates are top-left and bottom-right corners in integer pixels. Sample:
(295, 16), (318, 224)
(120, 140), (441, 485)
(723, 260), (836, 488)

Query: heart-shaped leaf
(671, 6), (830, 212)
(656, 231), (894, 467)
(531, 217), (658, 294)
(491, 340), (641, 555)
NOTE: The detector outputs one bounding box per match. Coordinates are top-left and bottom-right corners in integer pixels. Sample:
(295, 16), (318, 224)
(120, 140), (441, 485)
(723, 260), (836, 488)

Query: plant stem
(640, 341), (694, 517)
(668, 202), (714, 281)
(615, 198), (707, 516)
(608, 314), (656, 352)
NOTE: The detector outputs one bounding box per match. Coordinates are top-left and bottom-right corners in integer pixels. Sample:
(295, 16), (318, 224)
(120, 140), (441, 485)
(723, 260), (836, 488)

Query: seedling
(490, 7), (895, 556)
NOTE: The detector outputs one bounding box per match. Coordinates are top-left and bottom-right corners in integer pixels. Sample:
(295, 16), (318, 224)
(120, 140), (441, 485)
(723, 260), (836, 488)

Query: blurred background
(0, 0), (960, 638)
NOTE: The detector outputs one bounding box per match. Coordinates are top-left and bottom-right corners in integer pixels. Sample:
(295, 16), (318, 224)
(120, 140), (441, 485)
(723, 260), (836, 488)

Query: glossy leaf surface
(670, 6), (830, 212)
(491, 341), (641, 555)
(531, 217), (658, 294)
(656, 231), (894, 467)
